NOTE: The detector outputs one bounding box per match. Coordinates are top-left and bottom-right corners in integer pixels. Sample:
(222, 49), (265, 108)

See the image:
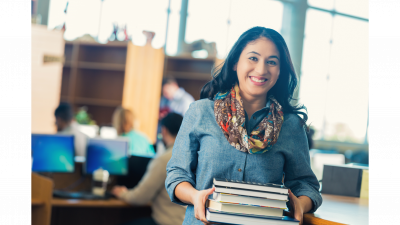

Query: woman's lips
(249, 76), (268, 86)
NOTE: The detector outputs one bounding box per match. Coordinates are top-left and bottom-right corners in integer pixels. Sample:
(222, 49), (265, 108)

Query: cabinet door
(32, 24), (65, 133)
(122, 43), (165, 143)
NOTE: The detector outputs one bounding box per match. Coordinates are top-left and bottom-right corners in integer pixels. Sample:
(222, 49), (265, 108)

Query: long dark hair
(200, 26), (308, 125)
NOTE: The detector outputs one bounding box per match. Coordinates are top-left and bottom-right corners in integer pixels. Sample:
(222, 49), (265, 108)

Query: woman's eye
(268, 61), (277, 65)
(249, 57), (258, 62)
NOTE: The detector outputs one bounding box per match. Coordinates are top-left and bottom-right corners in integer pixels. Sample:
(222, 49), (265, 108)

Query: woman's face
(234, 37), (280, 100)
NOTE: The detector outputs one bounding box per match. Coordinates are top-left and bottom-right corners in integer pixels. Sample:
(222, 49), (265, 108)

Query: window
(299, 5), (368, 143)
(48, 0), (178, 50)
(185, 0), (283, 59)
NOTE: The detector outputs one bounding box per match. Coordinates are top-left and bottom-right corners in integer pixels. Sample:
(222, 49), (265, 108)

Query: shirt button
(238, 168), (242, 172)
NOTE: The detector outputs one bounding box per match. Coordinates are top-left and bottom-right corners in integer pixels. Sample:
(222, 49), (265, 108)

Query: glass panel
(185, 0), (230, 58)
(335, 0), (368, 19)
(49, 0), (173, 49)
(299, 9), (333, 140)
(98, 0), (169, 47)
(226, 0), (283, 58)
(308, 0), (335, 10)
(48, 0), (69, 30)
(165, 0), (182, 55)
(63, 0), (102, 41)
(323, 15), (368, 143)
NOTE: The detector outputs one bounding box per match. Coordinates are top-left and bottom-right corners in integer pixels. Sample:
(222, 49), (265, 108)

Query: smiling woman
(200, 27), (307, 124)
(165, 27), (322, 225)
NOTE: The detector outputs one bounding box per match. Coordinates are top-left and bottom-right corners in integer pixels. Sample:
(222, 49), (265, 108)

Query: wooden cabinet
(61, 41), (129, 126)
(164, 56), (216, 100)
(60, 41), (222, 139)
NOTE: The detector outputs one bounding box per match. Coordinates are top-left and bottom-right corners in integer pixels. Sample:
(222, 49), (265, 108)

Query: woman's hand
(111, 185), (128, 198)
(192, 186), (215, 224)
(287, 189), (313, 225)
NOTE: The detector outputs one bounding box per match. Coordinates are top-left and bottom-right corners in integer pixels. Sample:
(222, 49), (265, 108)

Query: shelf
(61, 96), (121, 107)
(166, 71), (212, 81)
(63, 62), (125, 71)
(74, 97), (121, 107)
(65, 40), (129, 48)
(78, 62), (125, 71)
(166, 55), (216, 62)
(31, 198), (45, 206)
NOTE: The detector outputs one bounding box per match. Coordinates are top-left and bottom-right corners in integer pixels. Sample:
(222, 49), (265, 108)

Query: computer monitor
(85, 138), (128, 175)
(117, 154), (153, 189)
(31, 134), (75, 173)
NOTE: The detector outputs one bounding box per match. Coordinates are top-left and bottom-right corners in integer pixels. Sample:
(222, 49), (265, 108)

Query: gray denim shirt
(165, 99), (322, 225)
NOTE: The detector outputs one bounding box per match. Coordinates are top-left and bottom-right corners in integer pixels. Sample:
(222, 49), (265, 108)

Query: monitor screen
(31, 134), (75, 173)
(85, 138), (128, 175)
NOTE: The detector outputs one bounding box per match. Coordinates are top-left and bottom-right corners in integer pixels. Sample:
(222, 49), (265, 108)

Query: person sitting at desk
(159, 77), (194, 118)
(112, 113), (186, 225)
(112, 106), (155, 156)
(55, 102), (88, 156)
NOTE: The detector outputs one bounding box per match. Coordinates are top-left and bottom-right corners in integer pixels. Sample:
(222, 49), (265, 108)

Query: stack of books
(206, 178), (299, 225)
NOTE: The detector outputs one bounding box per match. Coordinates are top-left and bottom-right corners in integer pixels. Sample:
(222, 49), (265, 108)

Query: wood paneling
(122, 43), (165, 143)
(31, 24), (65, 134)
(32, 173), (54, 225)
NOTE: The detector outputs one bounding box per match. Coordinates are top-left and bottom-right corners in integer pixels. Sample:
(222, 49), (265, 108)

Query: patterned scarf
(214, 84), (284, 154)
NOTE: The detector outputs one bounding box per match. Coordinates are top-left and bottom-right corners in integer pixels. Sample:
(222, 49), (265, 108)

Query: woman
(112, 107), (155, 156)
(165, 27), (322, 225)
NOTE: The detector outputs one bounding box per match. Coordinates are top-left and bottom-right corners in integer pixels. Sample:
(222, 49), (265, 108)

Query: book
(214, 178), (288, 195)
(214, 185), (288, 201)
(207, 199), (283, 217)
(206, 209), (299, 225)
(212, 192), (287, 209)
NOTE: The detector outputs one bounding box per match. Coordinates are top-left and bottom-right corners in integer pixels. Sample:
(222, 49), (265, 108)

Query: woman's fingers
(199, 187), (215, 223)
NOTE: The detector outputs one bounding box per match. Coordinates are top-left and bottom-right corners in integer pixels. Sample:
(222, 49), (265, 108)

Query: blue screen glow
(32, 134), (75, 173)
(85, 138), (128, 175)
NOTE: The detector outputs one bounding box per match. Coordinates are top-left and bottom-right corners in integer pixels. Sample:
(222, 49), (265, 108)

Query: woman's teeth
(250, 77), (267, 83)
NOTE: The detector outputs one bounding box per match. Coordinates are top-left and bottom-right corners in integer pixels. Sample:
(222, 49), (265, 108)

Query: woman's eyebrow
(269, 55), (280, 60)
(247, 51), (260, 56)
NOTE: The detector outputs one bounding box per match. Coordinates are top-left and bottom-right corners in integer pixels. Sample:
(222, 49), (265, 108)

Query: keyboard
(53, 190), (114, 200)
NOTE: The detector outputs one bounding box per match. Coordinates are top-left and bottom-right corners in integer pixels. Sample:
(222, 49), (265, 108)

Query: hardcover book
(214, 178), (288, 195)
(206, 209), (300, 225)
(213, 185), (288, 201)
(207, 199), (284, 217)
(212, 192), (287, 209)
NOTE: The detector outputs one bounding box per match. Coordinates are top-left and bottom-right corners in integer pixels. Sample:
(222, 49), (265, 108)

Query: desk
(48, 195), (367, 225)
(303, 194), (368, 225)
(51, 198), (152, 225)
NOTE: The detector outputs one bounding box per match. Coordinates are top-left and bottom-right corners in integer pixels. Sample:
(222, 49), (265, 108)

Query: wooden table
(50, 197), (152, 225)
(303, 194), (368, 225)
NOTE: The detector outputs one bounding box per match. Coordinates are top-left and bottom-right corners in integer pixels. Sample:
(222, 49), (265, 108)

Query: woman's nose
(255, 62), (268, 75)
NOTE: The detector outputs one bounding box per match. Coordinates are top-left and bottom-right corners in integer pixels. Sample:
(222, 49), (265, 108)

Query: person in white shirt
(54, 103), (88, 157)
(112, 113), (186, 225)
(159, 78), (194, 117)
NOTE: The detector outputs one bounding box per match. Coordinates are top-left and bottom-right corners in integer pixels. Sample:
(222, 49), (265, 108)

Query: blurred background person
(55, 102), (88, 156)
(112, 112), (185, 225)
(112, 106), (155, 156)
(159, 77), (194, 118)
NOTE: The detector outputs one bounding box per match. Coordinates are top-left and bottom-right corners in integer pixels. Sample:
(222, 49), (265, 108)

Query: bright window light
(300, 8), (368, 143)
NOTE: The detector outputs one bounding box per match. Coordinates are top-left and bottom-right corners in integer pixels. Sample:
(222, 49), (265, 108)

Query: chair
(32, 173), (54, 225)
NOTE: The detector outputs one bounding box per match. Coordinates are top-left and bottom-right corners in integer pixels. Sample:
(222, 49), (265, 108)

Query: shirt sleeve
(165, 102), (200, 206)
(119, 157), (165, 205)
(282, 115), (323, 213)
